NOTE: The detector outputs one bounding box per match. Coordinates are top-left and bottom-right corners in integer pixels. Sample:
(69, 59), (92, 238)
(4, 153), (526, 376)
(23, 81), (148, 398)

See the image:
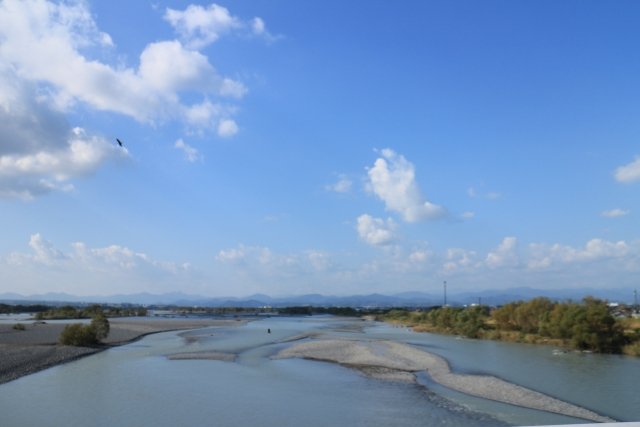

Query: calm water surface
(0, 316), (637, 426)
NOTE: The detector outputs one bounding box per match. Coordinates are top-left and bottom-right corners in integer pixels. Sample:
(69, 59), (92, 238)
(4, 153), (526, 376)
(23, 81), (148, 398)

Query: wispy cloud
(174, 139), (202, 162)
(468, 186), (501, 200)
(601, 208), (630, 218)
(326, 174), (353, 194)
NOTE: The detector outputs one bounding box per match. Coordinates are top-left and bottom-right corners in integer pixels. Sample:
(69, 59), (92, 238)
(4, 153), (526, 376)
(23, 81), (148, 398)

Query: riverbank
(275, 337), (615, 423)
(0, 317), (246, 385)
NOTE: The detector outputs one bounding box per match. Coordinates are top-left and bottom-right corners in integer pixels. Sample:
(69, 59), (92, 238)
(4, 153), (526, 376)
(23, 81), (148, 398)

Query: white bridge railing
(523, 423), (640, 427)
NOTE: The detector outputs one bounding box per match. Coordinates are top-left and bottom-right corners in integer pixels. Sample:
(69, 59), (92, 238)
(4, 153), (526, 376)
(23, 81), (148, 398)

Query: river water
(0, 316), (638, 426)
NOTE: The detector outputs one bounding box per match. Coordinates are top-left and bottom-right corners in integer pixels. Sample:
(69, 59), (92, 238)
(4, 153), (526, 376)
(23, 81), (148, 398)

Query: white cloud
(367, 148), (446, 222)
(0, 0), (247, 128)
(528, 238), (630, 270)
(250, 17), (280, 43)
(486, 237), (519, 269)
(217, 118), (239, 137)
(326, 174), (352, 193)
(164, 4), (279, 48)
(468, 186), (501, 200)
(356, 214), (397, 246)
(601, 208), (630, 218)
(3, 234), (191, 294)
(220, 78), (249, 98)
(442, 248), (479, 273)
(164, 3), (241, 49)
(0, 0), (265, 197)
(217, 246), (249, 263)
(28, 233), (67, 265)
(461, 211), (476, 219)
(614, 156), (640, 183)
(174, 139), (202, 162)
(408, 250), (430, 264)
(306, 250), (331, 271)
(216, 245), (333, 279)
(0, 68), (125, 198)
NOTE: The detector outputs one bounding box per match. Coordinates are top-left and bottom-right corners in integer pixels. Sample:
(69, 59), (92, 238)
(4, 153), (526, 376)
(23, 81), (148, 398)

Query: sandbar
(275, 338), (615, 423)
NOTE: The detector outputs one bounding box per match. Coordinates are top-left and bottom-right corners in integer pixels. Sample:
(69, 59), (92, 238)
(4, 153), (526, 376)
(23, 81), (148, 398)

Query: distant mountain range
(0, 287), (637, 307)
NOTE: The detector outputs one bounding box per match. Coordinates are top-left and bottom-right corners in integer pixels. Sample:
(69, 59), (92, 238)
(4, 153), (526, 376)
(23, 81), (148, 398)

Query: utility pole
(443, 281), (447, 307)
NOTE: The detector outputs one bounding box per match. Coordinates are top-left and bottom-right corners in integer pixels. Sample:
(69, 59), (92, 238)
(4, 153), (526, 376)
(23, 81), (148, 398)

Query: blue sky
(0, 0), (639, 298)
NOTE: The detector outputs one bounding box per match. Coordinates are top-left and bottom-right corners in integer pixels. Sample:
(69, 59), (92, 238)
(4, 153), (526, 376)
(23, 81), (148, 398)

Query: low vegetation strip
(381, 297), (640, 355)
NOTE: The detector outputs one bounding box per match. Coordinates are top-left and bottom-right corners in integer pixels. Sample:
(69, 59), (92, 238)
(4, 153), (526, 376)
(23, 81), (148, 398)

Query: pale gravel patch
(275, 338), (614, 423)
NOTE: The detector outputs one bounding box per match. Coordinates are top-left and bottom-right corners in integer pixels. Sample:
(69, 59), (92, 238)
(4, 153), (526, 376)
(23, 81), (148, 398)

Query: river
(0, 316), (637, 426)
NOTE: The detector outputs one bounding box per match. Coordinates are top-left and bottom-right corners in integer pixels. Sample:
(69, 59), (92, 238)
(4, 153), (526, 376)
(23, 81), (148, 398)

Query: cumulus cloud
(164, 4), (280, 49)
(0, 0), (245, 123)
(28, 233), (67, 265)
(442, 248), (479, 273)
(3, 234), (191, 294)
(367, 149), (446, 222)
(217, 118), (239, 137)
(486, 237), (519, 269)
(408, 250), (430, 264)
(216, 245), (332, 280)
(601, 208), (630, 218)
(0, 67), (125, 198)
(164, 3), (241, 49)
(174, 139), (202, 162)
(0, 0), (268, 197)
(528, 238), (630, 270)
(8, 234), (188, 272)
(356, 214), (397, 246)
(614, 156), (640, 183)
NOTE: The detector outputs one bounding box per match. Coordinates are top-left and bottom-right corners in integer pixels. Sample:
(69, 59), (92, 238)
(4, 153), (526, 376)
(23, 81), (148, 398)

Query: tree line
(382, 297), (640, 355)
(35, 304), (147, 320)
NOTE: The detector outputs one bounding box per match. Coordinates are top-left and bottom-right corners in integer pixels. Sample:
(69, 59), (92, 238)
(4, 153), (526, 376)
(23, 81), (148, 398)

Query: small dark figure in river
(267, 328), (271, 334)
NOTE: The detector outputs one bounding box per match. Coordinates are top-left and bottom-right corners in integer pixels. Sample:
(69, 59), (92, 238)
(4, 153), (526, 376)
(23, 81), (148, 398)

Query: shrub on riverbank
(491, 297), (626, 353)
(381, 297), (635, 355)
(59, 314), (110, 347)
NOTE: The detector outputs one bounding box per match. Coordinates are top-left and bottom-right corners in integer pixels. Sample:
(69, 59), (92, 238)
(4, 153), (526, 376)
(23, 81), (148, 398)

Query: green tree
(514, 297), (554, 334)
(91, 312), (110, 341)
(492, 302), (521, 331)
(59, 314), (110, 346)
(455, 306), (487, 338)
(59, 323), (98, 346)
(571, 297), (626, 353)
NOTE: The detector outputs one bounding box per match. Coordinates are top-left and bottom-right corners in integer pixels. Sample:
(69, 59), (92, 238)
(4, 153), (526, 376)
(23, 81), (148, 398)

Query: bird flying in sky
(116, 138), (123, 147)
